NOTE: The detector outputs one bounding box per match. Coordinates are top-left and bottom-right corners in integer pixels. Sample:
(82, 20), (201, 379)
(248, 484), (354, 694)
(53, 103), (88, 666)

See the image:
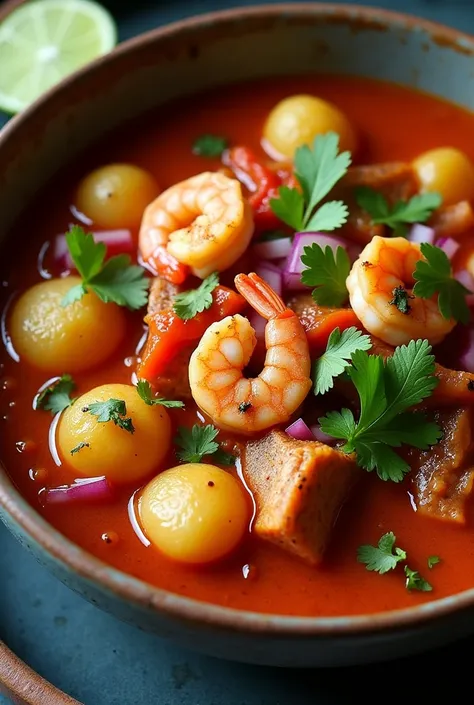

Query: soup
(2, 75), (474, 618)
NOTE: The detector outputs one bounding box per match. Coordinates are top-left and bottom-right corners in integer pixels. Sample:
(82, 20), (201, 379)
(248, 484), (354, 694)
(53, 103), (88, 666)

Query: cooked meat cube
(242, 430), (359, 565)
(410, 407), (474, 524)
(147, 276), (181, 316)
(430, 201), (474, 238)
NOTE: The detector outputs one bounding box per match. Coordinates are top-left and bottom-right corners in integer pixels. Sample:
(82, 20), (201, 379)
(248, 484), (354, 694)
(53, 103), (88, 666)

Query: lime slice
(0, 0), (117, 114)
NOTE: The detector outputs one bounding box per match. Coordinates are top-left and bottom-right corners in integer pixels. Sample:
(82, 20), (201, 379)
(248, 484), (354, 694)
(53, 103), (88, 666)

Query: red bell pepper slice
(138, 286), (246, 381)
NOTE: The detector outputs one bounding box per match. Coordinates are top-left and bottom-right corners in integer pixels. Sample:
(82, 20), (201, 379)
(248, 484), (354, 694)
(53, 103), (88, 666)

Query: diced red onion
(255, 261), (282, 296)
(285, 418), (315, 441)
(435, 236), (460, 260)
(459, 329), (474, 373)
(407, 224), (435, 244)
(455, 270), (474, 306)
(252, 237), (292, 260)
(283, 232), (360, 291)
(41, 476), (113, 505)
(310, 424), (337, 446)
(54, 230), (134, 269)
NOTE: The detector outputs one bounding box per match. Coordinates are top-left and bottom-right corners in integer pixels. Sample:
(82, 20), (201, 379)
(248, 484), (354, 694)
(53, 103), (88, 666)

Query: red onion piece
(310, 424), (337, 446)
(459, 329), (474, 373)
(54, 230), (134, 269)
(285, 418), (315, 441)
(41, 476), (113, 505)
(435, 236), (460, 260)
(253, 237), (292, 260)
(283, 232), (360, 291)
(255, 261), (283, 296)
(407, 224), (435, 244)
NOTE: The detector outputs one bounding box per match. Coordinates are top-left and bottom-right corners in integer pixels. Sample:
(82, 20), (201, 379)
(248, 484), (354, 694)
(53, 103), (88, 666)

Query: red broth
(2, 75), (474, 617)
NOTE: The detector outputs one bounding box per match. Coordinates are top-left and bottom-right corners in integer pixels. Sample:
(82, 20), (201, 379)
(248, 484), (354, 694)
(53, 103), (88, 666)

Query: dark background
(2, 1), (474, 703)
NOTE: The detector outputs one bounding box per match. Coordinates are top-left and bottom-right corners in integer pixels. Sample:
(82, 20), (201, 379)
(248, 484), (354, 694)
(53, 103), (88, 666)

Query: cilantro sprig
(192, 134), (228, 158)
(312, 327), (372, 396)
(136, 379), (184, 408)
(358, 532), (433, 592)
(357, 532), (406, 574)
(83, 398), (135, 434)
(355, 187), (442, 236)
(62, 225), (149, 309)
(173, 272), (219, 321)
(35, 374), (76, 414)
(413, 242), (471, 324)
(301, 244), (351, 306)
(270, 131), (351, 233)
(319, 339), (443, 482)
(175, 424), (235, 465)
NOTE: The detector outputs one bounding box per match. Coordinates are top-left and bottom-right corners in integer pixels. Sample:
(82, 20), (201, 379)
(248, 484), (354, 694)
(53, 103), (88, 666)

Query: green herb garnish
(357, 532), (407, 574)
(427, 555), (441, 569)
(136, 379), (184, 408)
(270, 131), (351, 232)
(312, 326), (372, 396)
(405, 566), (433, 592)
(319, 339), (442, 482)
(355, 187), (442, 236)
(192, 134), (228, 158)
(70, 442), (90, 455)
(175, 423), (234, 465)
(36, 374), (76, 414)
(301, 244), (351, 306)
(389, 286), (413, 315)
(413, 242), (471, 324)
(173, 272), (219, 321)
(83, 398), (135, 434)
(61, 225), (149, 309)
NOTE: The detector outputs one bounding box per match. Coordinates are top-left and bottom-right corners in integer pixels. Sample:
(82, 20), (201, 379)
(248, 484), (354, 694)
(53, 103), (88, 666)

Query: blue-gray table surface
(1, 0), (474, 703)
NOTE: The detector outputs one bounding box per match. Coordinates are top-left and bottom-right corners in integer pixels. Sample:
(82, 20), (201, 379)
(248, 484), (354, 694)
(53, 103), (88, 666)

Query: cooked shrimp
(347, 235), (455, 346)
(189, 273), (312, 434)
(139, 171), (254, 283)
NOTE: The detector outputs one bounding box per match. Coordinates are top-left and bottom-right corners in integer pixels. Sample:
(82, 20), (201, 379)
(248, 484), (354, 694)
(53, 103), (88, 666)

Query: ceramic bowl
(1, 3), (474, 668)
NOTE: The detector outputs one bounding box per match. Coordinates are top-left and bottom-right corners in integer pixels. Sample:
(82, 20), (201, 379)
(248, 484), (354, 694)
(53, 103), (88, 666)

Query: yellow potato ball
(58, 384), (171, 484)
(139, 463), (249, 564)
(262, 94), (357, 159)
(75, 163), (160, 229)
(9, 277), (125, 373)
(412, 147), (474, 206)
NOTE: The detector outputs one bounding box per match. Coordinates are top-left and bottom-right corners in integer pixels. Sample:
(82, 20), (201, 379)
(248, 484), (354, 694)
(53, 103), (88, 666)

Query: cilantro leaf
(35, 374), (76, 414)
(84, 398), (135, 434)
(389, 286), (413, 314)
(405, 565), (432, 592)
(270, 131), (351, 233)
(173, 272), (219, 321)
(175, 424), (220, 463)
(61, 226), (149, 310)
(428, 555), (441, 569)
(70, 442), (90, 455)
(357, 531), (407, 574)
(413, 242), (470, 324)
(355, 187), (442, 236)
(192, 134), (228, 158)
(300, 244), (351, 306)
(269, 186), (304, 231)
(312, 326), (372, 395)
(319, 340), (443, 482)
(136, 379), (184, 408)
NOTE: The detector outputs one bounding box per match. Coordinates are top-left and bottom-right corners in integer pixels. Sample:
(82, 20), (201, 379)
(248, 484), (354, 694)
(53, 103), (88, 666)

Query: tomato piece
(138, 286), (246, 380)
(148, 245), (190, 285)
(225, 146), (295, 232)
(300, 307), (360, 353)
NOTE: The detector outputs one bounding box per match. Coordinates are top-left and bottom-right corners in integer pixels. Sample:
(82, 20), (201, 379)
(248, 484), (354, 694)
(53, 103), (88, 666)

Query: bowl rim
(2, 2), (474, 638)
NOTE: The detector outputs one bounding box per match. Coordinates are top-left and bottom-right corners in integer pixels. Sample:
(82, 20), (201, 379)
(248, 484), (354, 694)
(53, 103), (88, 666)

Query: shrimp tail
(234, 272), (286, 320)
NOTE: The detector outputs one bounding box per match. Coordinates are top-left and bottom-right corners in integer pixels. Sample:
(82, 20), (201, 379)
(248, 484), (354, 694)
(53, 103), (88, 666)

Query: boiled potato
(9, 277), (125, 372)
(58, 383), (171, 484)
(75, 163), (160, 228)
(262, 94), (357, 159)
(412, 147), (474, 206)
(139, 463), (248, 564)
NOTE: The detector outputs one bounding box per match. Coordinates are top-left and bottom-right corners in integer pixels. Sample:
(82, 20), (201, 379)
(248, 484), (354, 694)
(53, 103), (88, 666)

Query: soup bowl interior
(1, 3), (474, 668)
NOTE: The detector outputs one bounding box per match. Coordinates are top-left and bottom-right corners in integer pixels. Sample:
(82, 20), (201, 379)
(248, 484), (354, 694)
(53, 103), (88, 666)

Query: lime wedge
(0, 0), (117, 114)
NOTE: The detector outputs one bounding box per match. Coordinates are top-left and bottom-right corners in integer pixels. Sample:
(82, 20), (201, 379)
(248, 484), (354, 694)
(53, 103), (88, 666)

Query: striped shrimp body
(189, 273), (312, 435)
(347, 235), (456, 346)
(139, 171), (254, 283)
